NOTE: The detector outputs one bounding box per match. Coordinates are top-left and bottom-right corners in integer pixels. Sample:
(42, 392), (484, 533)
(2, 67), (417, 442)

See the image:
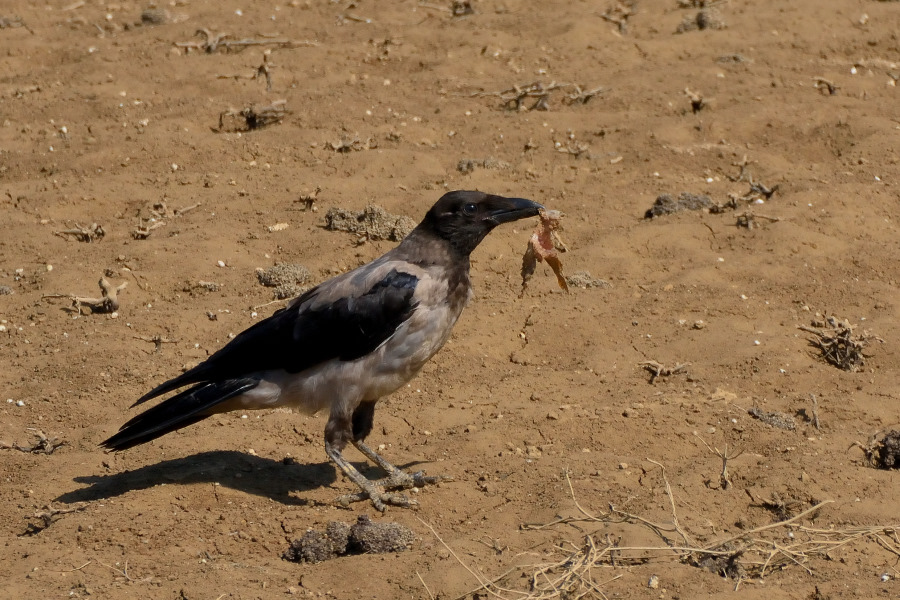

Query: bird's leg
(350, 401), (448, 490)
(325, 408), (416, 511)
(352, 439), (450, 490)
(325, 441), (415, 512)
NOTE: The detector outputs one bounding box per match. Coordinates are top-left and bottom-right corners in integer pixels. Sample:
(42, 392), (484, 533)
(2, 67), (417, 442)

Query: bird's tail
(101, 378), (259, 451)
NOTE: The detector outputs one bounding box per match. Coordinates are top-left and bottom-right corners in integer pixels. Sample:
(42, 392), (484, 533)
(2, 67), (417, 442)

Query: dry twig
(54, 222), (105, 242)
(463, 81), (604, 111)
(809, 394), (821, 430)
(217, 51), (275, 90)
(26, 503), (88, 535)
(727, 155), (754, 182)
(134, 334), (177, 353)
(295, 187), (321, 211)
(640, 360), (687, 383)
(798, 315), (881, 371)
(647, 459), (694, 546)
(42, 277), (126, 314)
(601, 1), (636, 34)
(684, 87), (705, 113)
(176, 28), (317, 53)
(813, 77), (839, 96)
(851, 430), (900, 470)
(132, 219), (165, 239)
(528, 475), (848, 582)
(736, 211), (780, 229)
(0, 428), (65, 454)
(693, 433), (744, 489)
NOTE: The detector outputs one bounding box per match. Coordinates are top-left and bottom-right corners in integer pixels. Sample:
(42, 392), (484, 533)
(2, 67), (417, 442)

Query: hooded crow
(102, 190), (543, 510)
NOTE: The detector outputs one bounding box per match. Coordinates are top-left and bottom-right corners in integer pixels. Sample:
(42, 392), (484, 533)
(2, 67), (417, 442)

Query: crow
(102, 190), (543, 510)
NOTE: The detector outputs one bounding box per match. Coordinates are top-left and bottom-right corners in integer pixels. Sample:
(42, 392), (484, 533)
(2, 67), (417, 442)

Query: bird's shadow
(55, 450), (339, 506)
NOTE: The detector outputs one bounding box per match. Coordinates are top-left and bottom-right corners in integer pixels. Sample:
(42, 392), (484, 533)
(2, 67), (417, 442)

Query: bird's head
(418, 190), (544, 256)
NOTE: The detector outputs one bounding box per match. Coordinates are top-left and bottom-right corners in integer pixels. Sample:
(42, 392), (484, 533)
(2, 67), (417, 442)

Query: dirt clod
(565, 271), (610, 289)
(256, 263), (311, 299)
(217, 100), (288, 132)
(856, 431), (900, 470)
(457, 157), (511, 174)
(283, 521), (351, 563)
(748, 407), (797, 431)
(692, 544), (746, 579)
(284, 517), (414, 563)
(324, 205), (416, 242)
(349, 515), (416, 553)
(644, 192), (713, 218)
(677, 8), (726, 33)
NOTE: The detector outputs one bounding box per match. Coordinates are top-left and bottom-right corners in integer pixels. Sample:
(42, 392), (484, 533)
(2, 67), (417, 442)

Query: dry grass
(421, 465), (900, 599)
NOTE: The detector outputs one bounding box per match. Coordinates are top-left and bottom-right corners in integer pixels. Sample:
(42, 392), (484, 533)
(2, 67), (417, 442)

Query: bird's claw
(374, 470), (452, 490)
(334, 470), (450, 511)
(334, 489), (418, 512)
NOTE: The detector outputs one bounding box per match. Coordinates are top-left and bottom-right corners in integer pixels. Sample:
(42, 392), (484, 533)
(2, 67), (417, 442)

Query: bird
(102, 190), (543, 511)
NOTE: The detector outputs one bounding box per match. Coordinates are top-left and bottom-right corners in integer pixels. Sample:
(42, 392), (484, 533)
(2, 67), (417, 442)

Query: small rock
(546, 411), (560, 420)
(648, 574), (660, 589)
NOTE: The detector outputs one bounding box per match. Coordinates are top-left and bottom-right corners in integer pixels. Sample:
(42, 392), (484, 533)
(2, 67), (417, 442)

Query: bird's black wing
(134, 268), (419, 405)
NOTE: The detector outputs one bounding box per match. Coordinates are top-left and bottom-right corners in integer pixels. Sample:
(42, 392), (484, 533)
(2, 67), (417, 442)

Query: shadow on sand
(55, 450), (338, 506)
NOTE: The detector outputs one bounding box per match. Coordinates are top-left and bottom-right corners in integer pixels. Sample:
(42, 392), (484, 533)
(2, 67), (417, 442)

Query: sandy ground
(2, 0), (900, 598)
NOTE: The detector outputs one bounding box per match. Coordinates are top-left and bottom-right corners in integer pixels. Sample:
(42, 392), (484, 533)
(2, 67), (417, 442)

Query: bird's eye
(462, 203), (477, 215)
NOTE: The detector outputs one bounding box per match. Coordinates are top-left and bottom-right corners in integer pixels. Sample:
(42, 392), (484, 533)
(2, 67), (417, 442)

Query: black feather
(102, 378), (259, 450)
(132, 269), (419, 407)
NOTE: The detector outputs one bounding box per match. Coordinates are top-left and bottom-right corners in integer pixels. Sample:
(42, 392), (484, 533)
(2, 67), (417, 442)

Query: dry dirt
(2, 1), (900, 599)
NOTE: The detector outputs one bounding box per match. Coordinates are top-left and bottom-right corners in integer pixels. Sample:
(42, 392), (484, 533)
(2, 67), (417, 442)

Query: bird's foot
(374, 470), (452, 491)
(333, 471), (451, 511)
(334, 486), (417, 512)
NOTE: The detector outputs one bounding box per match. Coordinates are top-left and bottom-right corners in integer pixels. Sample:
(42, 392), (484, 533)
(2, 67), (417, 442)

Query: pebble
(648, 575), (660, 589)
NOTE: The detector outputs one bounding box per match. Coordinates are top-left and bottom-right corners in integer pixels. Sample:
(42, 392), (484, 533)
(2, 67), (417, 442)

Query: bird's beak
(485, 196), (544, 225)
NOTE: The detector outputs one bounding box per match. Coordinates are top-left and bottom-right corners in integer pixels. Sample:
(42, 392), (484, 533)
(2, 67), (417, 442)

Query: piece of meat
(521, 209), (568, 293)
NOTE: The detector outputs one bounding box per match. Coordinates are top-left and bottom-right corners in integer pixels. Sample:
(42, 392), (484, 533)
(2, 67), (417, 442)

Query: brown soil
(2, 1), (900, 598)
